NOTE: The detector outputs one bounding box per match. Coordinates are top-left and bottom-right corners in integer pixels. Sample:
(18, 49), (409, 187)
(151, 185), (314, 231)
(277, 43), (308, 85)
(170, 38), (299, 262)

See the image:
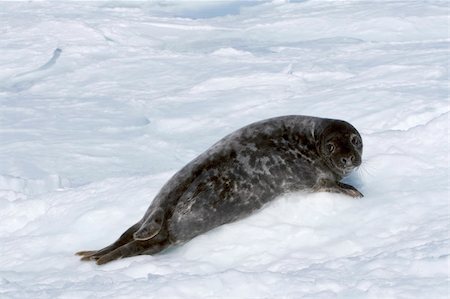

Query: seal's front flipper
(336, 182), (363, 198)
(317, 181), (363, 198)
(133, 208), (165, 240)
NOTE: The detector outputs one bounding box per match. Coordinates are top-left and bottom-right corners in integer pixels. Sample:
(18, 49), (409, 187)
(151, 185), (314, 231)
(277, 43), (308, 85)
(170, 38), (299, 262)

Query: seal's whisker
(357, 163), (374, 179)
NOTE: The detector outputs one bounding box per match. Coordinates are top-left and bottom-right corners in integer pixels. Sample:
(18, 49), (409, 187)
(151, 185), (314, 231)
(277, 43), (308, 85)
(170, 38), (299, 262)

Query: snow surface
(0, 1), (449, 298)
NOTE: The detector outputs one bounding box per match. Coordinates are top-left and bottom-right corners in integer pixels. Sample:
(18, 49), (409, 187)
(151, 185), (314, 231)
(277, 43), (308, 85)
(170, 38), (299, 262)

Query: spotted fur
(77, 115), (363, 265)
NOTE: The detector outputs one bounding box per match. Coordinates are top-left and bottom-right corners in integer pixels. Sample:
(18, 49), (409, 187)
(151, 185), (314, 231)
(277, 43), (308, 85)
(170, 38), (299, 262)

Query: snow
(0, 1), (449, 298)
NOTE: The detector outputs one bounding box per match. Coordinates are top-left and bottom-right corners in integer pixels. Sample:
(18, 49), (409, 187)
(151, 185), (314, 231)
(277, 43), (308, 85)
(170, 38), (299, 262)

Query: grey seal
(76, 115), (363, 264)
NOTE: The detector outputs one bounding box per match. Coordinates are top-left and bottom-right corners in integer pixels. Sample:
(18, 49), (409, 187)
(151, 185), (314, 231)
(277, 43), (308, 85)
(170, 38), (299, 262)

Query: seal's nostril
(342, 156), (354, 166)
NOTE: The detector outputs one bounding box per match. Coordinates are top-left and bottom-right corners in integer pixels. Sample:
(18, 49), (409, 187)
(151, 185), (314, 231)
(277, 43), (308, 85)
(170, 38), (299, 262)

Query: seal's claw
(337, 182), (363, 198)
(346, 188), (364, 198)
(80, 256), (93, 261)
(76, 250), (96, 257)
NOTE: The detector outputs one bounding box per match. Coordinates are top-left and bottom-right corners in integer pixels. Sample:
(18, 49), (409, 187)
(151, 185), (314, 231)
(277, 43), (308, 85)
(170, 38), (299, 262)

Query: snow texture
(0, 1), (449, 298)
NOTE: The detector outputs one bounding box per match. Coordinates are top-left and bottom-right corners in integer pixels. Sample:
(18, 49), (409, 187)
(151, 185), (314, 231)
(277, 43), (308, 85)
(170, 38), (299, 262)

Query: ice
(0, 1), (448, 298)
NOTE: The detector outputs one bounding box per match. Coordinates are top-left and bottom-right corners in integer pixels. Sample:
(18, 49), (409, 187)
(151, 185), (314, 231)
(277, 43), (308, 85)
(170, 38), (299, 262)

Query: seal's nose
(341, 155), (355, 167)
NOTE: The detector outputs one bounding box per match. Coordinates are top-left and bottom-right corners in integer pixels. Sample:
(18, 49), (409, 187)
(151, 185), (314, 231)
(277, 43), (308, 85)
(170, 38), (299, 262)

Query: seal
(76, 115), (363, 264)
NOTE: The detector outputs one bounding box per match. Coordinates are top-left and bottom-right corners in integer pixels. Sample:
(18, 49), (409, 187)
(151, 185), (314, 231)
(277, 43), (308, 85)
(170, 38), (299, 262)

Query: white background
(0, 1), (448, 298)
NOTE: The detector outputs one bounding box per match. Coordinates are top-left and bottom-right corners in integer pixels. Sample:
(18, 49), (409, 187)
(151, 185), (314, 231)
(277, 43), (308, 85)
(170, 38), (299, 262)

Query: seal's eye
(351, 135), (361, 147)
(326, 143), (335, 154)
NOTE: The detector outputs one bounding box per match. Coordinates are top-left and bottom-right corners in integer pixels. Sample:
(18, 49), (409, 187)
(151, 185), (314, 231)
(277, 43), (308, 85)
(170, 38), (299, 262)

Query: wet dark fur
(77, 115), (363, 264)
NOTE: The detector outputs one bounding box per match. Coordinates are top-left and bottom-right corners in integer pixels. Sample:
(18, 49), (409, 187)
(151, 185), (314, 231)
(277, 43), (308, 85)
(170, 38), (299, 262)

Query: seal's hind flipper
(96, 240), (169, 265)
(76, 250), (97, 257)
(76, 222), (141, 261)
(133, 208), (164, 240)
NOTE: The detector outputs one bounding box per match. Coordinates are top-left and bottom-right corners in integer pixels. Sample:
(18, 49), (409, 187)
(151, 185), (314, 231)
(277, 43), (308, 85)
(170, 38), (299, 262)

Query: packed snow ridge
(0, 1), (448, 299)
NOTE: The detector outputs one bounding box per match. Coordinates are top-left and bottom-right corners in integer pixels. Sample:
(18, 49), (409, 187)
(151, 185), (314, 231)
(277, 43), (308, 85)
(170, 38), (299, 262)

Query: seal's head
(318, 120), (363, 177)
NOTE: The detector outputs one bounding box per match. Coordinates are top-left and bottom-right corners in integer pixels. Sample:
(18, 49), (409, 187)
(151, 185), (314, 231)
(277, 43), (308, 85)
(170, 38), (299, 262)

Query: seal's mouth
(341, 166), (355, 176)
(330, 161), (356, 176)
